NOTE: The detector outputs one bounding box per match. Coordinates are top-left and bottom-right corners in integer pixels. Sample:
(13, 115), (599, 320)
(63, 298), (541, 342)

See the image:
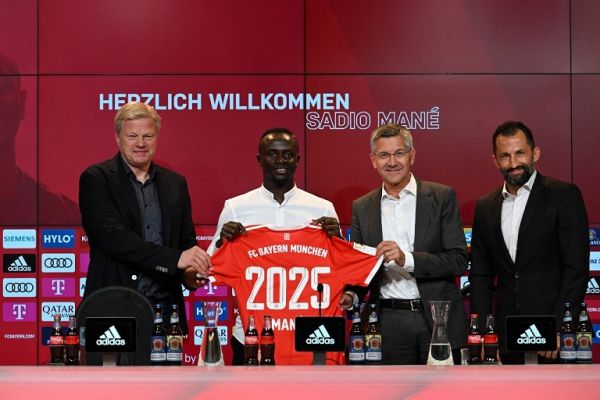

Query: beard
(501, 163), (535, 187)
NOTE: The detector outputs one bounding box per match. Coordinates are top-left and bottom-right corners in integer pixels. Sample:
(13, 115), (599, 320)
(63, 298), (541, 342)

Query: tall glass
(426, 300), (454, 365)
(197, 301), (224, 366)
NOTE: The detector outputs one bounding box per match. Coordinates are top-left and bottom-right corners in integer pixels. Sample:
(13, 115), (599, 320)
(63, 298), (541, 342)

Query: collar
(259, 184), (298, 202)
(381, 174), (417, 201)
(121, 157), (156, 183)
(502, 170), (537, 199)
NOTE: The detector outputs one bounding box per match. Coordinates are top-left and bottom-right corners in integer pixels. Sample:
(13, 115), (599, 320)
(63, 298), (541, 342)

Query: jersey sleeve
(331, 237), (382, 287)
(208, 241), (241, 289)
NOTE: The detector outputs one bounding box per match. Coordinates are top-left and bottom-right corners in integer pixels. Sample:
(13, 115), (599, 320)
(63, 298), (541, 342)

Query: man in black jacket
(79, 102), (210, 334)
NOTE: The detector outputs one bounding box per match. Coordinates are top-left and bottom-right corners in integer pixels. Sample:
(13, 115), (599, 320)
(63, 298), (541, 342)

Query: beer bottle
(348, 305), (366, 365)
(364, 304), (382, 364)
(260, 315), (275, 365)
(64, 316), (80, 365)
(166, 304), (184, 366)
(244, 315), (259, 365)
(150, 304), (167, 366)
(482, 314), (498, 364)
(559, 302), (576, 363)
(576, 302), (593, 363)
(49, 314), (65, 365)
(467, 314), (482, 364)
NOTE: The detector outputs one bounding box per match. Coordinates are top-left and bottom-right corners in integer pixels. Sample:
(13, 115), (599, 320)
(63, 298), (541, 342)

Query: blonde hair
(114, 102), (161, 135)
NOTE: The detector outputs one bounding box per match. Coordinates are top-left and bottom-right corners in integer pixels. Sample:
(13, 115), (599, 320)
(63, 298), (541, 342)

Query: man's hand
(216, 221), (246, 248)
(376, 241), (405, 266)
(182, 266), (208, 290)
(177, 246), (211, 276)
(311, 216), (342, 238)
(339, 292), (354, 311)
(538, 333), (560, 360)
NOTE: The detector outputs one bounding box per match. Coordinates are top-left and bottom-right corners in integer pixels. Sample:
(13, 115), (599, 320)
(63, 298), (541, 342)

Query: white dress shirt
(208, 184), (338, 342)
(379, 174), (420, 300)
(501, 170), (537, 262)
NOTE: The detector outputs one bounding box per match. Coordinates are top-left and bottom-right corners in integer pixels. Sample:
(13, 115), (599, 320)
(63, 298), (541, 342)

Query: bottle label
(260, 335), (274, 345)
(467, 334), (482, 344)
(365, 334), (382, 361)
(166, 334), (183, 361)
(245, 335), (259, 345)
(151, 335), (167, 361)
(65, 336), (79, 345)
(576, 332), (593, 361)
(49, 336), (64, 345)
(348, 335), (365, 362)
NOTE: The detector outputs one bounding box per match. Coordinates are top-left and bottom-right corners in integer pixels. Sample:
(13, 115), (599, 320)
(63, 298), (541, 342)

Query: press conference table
(1, 365), (598, 399)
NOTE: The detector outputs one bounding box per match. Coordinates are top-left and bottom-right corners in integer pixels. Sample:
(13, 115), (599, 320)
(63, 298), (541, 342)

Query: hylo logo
(41, 229), (75, 249)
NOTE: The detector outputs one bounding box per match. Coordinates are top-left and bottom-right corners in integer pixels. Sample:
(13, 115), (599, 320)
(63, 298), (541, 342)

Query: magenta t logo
(3, 302), (36, 321)
(42, 278), (75, 297)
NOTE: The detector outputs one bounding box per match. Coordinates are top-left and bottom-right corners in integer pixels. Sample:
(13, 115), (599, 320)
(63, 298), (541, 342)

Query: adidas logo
(8, 256), (32, 272)
(587, 278), (600, 294)
(517, 324), (547, 344)
(96, 325), (126, 346)
(305, 324), (335, 345)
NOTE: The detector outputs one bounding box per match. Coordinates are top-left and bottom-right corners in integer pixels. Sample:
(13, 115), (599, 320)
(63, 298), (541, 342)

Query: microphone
(317, 283), (323, 317)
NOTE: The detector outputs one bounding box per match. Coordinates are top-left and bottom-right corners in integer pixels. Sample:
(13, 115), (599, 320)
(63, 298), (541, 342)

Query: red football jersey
(209, 225), (382, 365)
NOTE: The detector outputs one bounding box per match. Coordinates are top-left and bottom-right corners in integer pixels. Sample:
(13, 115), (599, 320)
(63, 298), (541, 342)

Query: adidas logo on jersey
(306, 324), (335, 345)
(96, 325), (126, 346)
(517, 324), (547, 344)
(587, 277), (600, 294)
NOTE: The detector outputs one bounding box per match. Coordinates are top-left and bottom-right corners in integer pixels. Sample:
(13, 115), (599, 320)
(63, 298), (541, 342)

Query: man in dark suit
(79, 102), (210, 335)
(343, 123), (468, 364)
(470, 120), (589, 364)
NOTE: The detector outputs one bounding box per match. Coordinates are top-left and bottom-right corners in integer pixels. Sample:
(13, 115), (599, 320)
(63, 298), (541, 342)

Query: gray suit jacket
(351, 179), (468, 349)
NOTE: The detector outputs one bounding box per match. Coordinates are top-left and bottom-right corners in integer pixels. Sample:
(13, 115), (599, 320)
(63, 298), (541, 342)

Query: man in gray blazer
(343, 123), (468, 364)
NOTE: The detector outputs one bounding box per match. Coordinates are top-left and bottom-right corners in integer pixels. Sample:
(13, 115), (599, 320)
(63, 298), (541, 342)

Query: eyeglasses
(372, 148), (412, 161)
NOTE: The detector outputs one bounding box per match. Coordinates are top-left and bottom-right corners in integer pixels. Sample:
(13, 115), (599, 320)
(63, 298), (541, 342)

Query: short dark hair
(493, 121), (535, 153)
(258, 127), (296, 153)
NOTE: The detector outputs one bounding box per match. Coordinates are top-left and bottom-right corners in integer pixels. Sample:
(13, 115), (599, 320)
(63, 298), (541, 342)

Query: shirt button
(514, 273), (519, 279)
(131, 275), (138, 281)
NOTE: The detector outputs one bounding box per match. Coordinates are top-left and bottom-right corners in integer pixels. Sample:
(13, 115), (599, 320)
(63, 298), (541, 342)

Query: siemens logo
(41, 229), (75, 249)
(3, 229), (37, 249)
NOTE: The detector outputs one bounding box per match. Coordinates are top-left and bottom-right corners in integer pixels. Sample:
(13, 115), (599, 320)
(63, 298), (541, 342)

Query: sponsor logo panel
(590, 228), (600, 246)
(306, 324), (335, 345)
(3, 278), (36, 297)
(3, 254), (36, 273)
(195, 281), (228, 297)
(593, 324), (600, 345)
(2, 229), (36, 249)
(194, 325), (228, 346)
(79, 277), (87, 297)
(41, 278), (75, 297)
(3, 302), (37, 322)
(41, 228), (75, 249)
(41, 253), (75, 273)
(590, 252), (600, 271)
(79, 252), (90, 273)
(40, 301), (76, 321)
(464, 227), (472, 248)
(587, 277), (600, 295)
(194, 301), (228, 322)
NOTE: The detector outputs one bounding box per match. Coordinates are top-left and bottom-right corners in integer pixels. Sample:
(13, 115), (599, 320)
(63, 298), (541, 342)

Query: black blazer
(351, 179), (468, 350)
(470, 173), (589, 347)
(79, 153), (197, 333)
